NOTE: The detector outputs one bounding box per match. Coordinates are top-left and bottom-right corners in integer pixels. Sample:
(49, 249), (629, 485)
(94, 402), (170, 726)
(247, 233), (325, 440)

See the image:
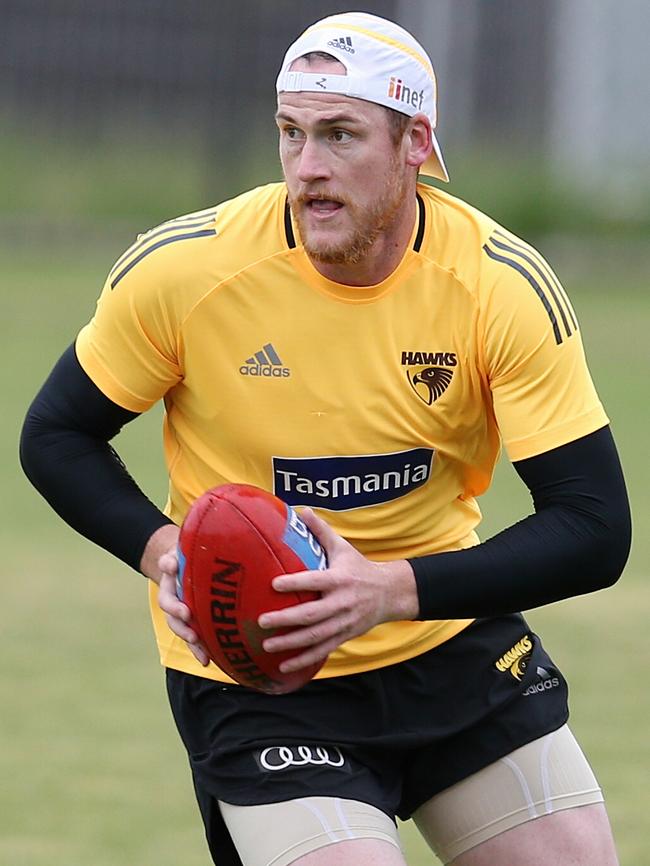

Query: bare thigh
(449, 803), (618, 866)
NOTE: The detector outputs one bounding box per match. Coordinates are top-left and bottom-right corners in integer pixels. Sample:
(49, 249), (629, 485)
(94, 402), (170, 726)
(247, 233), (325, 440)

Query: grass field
(2, 238), (649, 865)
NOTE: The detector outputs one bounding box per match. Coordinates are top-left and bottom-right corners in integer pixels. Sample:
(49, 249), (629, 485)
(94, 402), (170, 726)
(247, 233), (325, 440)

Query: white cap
(276, 11), (449, 182)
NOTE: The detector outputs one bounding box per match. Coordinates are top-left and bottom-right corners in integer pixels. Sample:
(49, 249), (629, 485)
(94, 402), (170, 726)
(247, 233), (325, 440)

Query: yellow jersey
(76, 182), (608, 681)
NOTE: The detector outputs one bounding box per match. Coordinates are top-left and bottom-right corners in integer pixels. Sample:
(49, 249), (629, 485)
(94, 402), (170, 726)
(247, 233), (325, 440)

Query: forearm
(411, 427), (631, 620)
(20, 344), (174, 572)
(412, 508), (622, 619)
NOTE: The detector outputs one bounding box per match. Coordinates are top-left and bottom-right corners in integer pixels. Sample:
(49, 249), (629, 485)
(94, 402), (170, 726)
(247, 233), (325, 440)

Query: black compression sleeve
(19, 344), (174, 571)
(411, 426), (631, 619)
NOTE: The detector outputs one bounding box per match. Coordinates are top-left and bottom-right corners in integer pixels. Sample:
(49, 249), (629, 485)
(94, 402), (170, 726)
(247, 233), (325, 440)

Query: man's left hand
(258, 508), (419, 673)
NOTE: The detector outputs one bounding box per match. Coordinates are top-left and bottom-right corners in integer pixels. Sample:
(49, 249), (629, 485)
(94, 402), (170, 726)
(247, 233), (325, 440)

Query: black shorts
(167, 613), (568, 864)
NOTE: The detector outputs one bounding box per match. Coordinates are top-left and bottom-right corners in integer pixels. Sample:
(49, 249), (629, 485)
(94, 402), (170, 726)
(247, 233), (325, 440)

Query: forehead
(277, 52), (390, 127)
(276, 89), (388, 127)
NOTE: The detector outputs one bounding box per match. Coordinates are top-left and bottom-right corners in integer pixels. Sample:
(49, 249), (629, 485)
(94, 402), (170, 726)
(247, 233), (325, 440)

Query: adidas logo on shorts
(522, 666), (561, 697)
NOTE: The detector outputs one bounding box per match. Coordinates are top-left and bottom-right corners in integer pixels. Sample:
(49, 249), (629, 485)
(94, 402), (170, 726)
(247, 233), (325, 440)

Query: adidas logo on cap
(327, 35), (355, 53)
(239, 343), (291, 378)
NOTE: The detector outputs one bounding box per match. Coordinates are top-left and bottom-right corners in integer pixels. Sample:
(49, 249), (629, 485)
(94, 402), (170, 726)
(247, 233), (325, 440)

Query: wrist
(378, 559), (419, 620)
(140, 522), (179, 582)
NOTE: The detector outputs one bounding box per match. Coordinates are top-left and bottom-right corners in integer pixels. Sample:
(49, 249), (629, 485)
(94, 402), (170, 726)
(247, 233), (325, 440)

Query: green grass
(0, 118), (280, 225)
(2, 241), (649, 865)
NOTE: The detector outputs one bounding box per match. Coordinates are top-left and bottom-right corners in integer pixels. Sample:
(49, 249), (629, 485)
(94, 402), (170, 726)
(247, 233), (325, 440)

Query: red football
(176, 484), (327, 694)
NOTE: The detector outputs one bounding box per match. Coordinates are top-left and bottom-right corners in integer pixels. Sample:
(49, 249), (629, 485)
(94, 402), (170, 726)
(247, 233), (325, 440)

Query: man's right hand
(141, 523), (210, 667)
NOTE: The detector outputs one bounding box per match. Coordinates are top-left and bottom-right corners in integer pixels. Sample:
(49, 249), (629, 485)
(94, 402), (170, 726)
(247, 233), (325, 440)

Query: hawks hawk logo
(407, 367), (454, 405)
(401, 351), (457, 406)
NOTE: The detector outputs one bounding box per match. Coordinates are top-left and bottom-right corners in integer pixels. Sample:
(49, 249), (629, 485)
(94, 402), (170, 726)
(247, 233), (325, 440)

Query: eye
(283, 126), (304, 142)
(331, 129), (352, 143)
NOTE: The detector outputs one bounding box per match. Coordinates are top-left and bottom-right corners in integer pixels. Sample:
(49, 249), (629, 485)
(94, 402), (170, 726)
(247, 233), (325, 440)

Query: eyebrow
(274, 111), (364, 127)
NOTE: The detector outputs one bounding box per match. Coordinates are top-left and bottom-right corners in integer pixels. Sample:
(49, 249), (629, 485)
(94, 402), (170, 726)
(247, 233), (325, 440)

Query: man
(21, 12), (630, 866)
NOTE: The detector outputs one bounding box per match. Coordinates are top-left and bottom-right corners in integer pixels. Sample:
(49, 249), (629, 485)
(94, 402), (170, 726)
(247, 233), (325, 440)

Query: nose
(296, 137), (330, 183)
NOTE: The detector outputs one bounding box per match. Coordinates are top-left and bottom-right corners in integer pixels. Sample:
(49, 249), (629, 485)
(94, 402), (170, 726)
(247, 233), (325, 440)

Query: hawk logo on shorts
(495, 635), (533, 681)
(401, 351), (457, 405)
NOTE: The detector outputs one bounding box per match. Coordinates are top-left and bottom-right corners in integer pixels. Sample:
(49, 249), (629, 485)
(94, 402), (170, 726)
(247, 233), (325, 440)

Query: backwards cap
(276, 11), (449, 182)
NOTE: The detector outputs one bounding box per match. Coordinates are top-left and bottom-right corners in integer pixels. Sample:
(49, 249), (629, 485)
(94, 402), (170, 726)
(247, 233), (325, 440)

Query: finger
(263, 612), (352, 653)
(300, 507), (344, 554)
(165, 612), (197, 642)
(258, 596), (330, 630)
(271, 568), (336, 595)
(157, 572), (210, 666)
(188, 642), (211, 667)
(277, 632), (347, 673)
(161, 604), (211, 666)
(166, 615), (210, 667)
(158, 550), (179, 575)
(160, 593), (192, 623)
(158, 574), (192, 622)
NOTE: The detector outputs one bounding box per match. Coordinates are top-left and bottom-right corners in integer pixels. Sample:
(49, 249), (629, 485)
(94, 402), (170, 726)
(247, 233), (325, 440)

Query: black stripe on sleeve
(110, 228), (217, 289)
(109, 213), (217, 280)
(483, 241), (563, 344)
(492, 231), (577, 336)
(493, 230), (578, 331)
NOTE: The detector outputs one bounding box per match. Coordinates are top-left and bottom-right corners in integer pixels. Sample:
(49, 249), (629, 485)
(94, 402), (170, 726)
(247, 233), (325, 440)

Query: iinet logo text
(387, 77), (425, 111)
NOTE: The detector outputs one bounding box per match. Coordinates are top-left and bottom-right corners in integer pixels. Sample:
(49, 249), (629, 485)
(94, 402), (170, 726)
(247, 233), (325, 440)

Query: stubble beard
(290, 157), (407, 266)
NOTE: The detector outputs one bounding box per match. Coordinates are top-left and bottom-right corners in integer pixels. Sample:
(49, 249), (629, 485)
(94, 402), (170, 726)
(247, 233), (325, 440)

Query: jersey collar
(283, 193), (426, 253)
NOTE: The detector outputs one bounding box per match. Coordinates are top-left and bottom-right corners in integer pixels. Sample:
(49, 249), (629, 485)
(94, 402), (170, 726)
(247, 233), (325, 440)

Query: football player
(21, 12), (630, 866)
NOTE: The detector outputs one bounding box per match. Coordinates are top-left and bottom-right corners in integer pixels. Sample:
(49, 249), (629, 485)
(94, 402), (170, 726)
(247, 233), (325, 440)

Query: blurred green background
(2, 1), (648, 864)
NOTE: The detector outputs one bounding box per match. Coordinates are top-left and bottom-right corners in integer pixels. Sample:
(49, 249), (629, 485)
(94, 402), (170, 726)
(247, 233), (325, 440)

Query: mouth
(303, 195), (345, 219)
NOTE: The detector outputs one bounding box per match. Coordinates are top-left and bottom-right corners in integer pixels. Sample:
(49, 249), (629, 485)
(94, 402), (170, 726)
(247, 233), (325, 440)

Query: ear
(404, 115), (433, 171)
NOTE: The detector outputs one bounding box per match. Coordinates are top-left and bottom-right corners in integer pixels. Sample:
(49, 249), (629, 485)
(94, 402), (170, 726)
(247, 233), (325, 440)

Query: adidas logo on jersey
(327, 36), (355, 53)
(240, 343), (290, 378)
